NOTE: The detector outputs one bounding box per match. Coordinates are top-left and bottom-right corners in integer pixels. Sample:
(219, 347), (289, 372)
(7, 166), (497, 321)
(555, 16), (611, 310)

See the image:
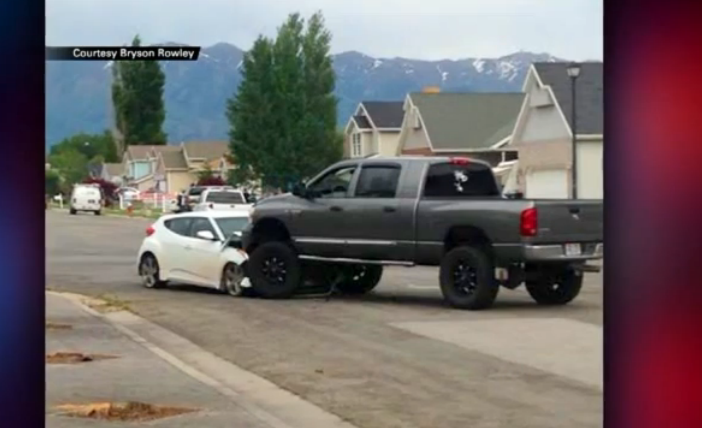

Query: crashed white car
(137, 210), (251, 296)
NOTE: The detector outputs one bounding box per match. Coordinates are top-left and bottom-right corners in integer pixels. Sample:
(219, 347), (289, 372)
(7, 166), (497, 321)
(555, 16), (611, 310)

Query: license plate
(564, 243), (582, 256)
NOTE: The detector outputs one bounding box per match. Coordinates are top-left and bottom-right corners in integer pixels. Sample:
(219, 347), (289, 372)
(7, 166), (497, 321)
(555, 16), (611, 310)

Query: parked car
(117, 187), (140, 201)
(242, 156), (604, 310)
(192, 188), (252, 212)
(137, 210), (252, 296)
(69, 183), (103, 215)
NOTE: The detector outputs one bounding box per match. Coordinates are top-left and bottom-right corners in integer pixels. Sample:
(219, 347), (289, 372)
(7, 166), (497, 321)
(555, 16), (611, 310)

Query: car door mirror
(195, 230), (217, 241)
(292, 182), (313, 199)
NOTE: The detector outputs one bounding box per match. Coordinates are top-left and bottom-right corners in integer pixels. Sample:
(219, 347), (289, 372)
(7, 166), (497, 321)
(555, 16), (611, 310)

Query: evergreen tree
(226, 12), (342, 189)
(112, 35), (167, 148)
(50, 130), (119, 163)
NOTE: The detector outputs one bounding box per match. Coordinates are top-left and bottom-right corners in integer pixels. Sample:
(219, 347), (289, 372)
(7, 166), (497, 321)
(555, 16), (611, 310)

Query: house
(510, 62), (603, 199)
(395, 92), (525, 167)
(182, 141), (230, 172)
(121, 145), (182, 191)
(344, 101), (404, 158)
(153, 149), (194, 194)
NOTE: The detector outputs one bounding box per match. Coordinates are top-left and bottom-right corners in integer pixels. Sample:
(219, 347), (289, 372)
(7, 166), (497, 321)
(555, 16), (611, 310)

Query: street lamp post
(566, 62), (581, 199)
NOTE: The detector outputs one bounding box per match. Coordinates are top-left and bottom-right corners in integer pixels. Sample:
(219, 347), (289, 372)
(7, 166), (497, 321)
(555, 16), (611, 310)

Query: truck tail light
(520, 207), (538, 237)
(449, 157), (470, 165)
(146, 225), (155, 237)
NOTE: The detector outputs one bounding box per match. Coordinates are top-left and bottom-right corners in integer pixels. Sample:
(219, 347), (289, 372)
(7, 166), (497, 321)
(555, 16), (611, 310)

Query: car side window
(164, 218), (193, 236)
(307, 166), (357, 199)
(188, 218), (217, 239)
(354, 166), (401, 198)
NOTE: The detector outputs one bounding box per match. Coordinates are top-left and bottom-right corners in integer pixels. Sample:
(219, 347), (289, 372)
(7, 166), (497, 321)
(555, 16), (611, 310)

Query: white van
(70, 184), (103, 215)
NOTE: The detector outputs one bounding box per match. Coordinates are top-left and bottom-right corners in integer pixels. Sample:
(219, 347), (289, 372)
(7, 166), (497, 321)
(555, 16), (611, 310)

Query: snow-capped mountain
(45, 42), (563, 146)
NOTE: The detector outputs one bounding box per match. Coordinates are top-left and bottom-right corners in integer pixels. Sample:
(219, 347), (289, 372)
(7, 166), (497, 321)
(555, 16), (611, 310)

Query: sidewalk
(46, 293), (280, 428)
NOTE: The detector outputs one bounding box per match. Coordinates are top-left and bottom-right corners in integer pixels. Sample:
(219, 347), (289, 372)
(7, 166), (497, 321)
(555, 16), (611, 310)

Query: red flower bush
(82, 177), (118, 206)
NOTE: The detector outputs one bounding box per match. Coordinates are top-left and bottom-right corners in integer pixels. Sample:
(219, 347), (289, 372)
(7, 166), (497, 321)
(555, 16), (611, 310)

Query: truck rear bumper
(523, 243), (603, 262)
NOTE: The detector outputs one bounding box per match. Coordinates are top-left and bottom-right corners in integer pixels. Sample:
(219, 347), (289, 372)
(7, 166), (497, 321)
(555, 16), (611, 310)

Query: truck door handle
(330, 206), (343, 212)
(382, 206), (396, 213)
(568, 207), (580, 214)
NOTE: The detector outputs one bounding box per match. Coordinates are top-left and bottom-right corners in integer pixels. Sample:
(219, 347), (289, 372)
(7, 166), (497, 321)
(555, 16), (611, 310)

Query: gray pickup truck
(242, 156), (603, 310)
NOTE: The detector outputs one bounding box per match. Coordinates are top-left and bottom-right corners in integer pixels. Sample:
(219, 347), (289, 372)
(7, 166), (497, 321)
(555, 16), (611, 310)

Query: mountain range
(45, 43), (564, 148)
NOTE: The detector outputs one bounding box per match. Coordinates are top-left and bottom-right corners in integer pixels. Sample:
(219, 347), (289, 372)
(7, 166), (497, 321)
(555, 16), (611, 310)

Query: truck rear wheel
(338, 265), (383, 295)
(525, 266), (583, 305)
(439, 245), (499, 310)
(248, 241), (302, 299)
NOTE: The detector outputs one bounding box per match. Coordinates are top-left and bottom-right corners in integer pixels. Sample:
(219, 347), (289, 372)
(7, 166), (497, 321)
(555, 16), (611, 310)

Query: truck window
(205, 191), (246, 204)
(423, 162), (500, 198)
(354, 166), (401, 198)
(308, 166), (356, 198)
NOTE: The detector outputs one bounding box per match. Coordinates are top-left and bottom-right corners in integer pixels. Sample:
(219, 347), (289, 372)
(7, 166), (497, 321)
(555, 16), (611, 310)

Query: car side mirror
(292, 182), (310, 198)
(195, 230), (217, 241)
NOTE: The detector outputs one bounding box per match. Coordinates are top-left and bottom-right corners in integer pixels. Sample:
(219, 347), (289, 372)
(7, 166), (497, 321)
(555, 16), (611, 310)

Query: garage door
(576, 141), (603, 199)
(525, 169), (568, 199)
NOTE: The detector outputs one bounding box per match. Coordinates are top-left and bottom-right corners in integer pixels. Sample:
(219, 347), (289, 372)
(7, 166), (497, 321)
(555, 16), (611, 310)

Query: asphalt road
(47, 211), (603, 428)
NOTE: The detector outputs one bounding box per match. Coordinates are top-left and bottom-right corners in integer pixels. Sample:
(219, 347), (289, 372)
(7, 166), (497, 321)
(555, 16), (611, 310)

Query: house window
(351, 133), (362, 158)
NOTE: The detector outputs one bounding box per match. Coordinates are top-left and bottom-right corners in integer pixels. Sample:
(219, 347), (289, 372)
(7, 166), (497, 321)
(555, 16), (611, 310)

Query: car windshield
(205, 191), (246, 204)
(215, 217), (250, 237)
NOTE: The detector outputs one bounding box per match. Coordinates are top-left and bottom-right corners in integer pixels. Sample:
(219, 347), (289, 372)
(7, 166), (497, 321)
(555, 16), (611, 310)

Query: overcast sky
(46, 0), (602, 61)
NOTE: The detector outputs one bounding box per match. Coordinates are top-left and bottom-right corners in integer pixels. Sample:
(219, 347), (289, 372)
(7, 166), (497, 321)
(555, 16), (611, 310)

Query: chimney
(422, 86), (441, 93)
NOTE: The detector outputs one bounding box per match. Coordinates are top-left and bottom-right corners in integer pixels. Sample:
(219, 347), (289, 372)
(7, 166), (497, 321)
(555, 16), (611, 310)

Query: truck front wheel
(248, 241), (302, 299)
(338, 264), (383, 295)
(439, 245), (499, 310)
(525, 266), (583, 305)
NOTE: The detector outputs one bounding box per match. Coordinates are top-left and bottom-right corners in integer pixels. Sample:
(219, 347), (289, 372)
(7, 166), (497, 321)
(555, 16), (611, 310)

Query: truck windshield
(205, 191), (246, 204)
(423, 162), (500, 197)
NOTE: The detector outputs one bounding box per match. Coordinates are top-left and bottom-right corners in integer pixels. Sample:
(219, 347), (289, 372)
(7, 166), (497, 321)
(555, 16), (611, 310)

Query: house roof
(361, 101), (404, 128)
(160, 150), (188, 170)
(104, 163), (123, 177)
(533, 62), (603, 135)
(409, 92), (525, 151)
(125, 144), (177, 161)
(183, 141), (230, 160)
(87, 163), (102, 177)
(353, 115), (372, 129)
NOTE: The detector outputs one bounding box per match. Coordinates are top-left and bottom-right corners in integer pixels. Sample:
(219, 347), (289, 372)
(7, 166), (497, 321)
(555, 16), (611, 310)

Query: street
(46, 210), (603, 428)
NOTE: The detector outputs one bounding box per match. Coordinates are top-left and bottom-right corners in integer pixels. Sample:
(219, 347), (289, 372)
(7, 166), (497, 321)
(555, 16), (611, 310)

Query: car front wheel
(139, 253), (167, 289)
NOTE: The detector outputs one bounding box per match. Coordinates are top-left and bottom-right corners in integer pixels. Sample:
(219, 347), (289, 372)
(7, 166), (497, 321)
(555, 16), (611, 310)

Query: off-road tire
(248, 241), (302, 299)
(439, 245), (499, 310)
(525, 267), (583, 305)
(337, 264), (383, 295)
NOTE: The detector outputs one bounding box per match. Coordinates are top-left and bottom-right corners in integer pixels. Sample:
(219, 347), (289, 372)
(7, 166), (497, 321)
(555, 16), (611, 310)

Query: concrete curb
(48, 291), (358, 428)
(48, 207), (160, 220)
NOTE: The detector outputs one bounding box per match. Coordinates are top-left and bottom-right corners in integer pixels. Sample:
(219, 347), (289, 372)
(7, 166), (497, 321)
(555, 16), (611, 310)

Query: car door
(290, 164), (359, 257)
(341, 163), (414, 260)
(183, 217), (225, 287)
(160, 216), (195, 281)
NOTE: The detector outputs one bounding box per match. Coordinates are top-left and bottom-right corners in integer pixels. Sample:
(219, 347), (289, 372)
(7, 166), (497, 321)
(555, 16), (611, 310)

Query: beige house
(182, 141), (230, 172)
(153, 150), (195, 194)
(344, 101), (404, 158)
(396, 92), (525, 169)
(511, 62), (603, 199)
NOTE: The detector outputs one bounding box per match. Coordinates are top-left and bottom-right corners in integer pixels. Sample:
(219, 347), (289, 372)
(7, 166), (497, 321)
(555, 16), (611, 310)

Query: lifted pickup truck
(242, 156), (603, 310)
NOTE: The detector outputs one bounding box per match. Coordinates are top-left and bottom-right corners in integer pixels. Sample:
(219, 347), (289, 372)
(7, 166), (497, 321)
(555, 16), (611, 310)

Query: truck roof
(335, 156), (493, 169)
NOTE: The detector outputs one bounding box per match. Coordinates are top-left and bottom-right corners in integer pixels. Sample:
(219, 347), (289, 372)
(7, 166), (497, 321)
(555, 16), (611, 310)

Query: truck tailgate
(532, 200), (603, 243)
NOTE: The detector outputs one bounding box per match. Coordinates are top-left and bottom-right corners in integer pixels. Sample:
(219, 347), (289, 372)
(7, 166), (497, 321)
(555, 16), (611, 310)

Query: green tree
(50, 130), (119, 163)
(48, 149), (88, 187)
(112, 35), (167, 148)
(226, 12), (342, 189)
(45, 169), (61, 196)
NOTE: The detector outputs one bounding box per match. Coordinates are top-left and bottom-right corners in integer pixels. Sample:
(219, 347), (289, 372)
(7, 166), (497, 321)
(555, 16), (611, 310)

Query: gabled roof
(160, 150), (188, 170)
(533, 62), (603, 135)
(353, 115), (372, 129)
(104, 163), (123, 177)
(361, 101), (404, 128)
(182, 141), (230, 160)
(409, 92), (525, 151)
(125, 144), (177, 161)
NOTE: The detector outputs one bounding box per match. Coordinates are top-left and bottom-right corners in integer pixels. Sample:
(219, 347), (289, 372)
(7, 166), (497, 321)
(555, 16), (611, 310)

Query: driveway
(47, 211), (603, 428)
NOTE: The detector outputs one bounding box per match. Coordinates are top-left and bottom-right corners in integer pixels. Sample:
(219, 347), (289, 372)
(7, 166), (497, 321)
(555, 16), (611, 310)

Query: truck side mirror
(291, 183), (307, 198)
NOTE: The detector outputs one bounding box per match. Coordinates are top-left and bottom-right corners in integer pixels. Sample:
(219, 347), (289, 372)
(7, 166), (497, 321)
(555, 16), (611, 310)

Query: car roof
(159, 210), (250, 222)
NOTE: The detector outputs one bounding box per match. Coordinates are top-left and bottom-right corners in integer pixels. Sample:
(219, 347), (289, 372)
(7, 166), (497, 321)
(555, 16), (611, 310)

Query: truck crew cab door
(290, 164), (358, 258)
(339, 163), (415, 261)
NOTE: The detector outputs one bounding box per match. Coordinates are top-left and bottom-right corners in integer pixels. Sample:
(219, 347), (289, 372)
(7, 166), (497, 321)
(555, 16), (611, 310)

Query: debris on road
(46, 352), (117, 364)
(54, 401), (197, 422)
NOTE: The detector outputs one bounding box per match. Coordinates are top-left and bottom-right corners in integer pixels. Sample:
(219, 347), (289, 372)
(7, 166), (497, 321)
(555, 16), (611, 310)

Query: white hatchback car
(137, 210), (252, 295)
